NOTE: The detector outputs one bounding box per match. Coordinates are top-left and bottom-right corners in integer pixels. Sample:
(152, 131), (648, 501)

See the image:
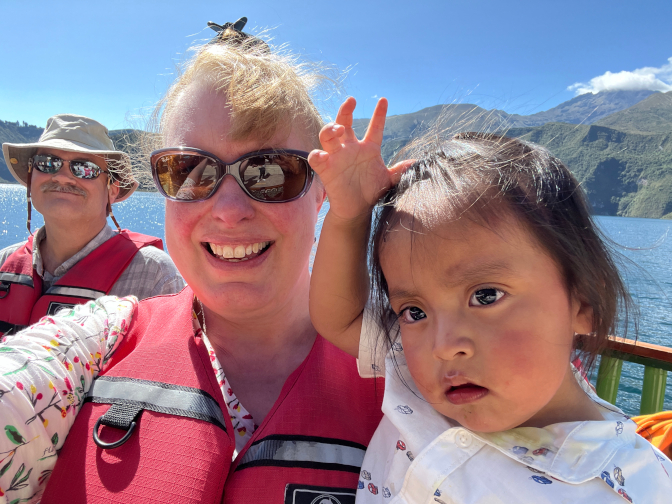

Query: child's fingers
(334, 97), (357, 130)
(319, 124), (346, 153)
(388, 159), (416, 185)
(307, 150), (330, 174)
(363, 98), (388, 146)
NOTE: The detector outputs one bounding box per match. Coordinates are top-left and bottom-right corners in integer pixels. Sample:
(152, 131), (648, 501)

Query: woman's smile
(205, 240), (273, 261)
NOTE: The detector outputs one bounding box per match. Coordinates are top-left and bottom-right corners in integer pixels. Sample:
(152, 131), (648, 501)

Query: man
(0, 114), (184, 336)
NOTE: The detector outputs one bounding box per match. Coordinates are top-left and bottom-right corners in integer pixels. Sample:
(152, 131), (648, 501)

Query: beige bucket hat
(2, 114), (138, 202)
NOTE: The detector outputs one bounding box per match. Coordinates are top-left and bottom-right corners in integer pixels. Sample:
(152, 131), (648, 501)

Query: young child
(308, 97), (672, 503)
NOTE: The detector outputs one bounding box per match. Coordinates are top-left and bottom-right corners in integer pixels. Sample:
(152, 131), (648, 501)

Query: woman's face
(164, 84), (325, 319)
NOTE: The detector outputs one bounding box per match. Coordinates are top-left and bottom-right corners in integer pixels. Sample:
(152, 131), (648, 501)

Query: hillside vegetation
(2, 90), (671, 218)
(504, 123), (672, 219)
(348, 91), (672, 219)
(595, 91), (672, 134)
(352, 90), (660, 144)
(368, 119), (672, 219)
(508, 90), (657, 126)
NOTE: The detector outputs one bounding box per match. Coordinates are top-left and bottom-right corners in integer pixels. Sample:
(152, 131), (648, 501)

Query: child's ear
(572, 297), (593, 335)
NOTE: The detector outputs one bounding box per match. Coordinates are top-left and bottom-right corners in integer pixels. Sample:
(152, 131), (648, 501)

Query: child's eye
(469, 288), (505, 306)
(399, 306), (427, 323)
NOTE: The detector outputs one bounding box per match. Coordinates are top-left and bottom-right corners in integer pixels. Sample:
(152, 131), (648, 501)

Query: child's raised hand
(309, 97), (412, 222)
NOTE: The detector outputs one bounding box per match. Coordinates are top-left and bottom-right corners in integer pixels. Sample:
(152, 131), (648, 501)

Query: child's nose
(432, 321), (475, 361)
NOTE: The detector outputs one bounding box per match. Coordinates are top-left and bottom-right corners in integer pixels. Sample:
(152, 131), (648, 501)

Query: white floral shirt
(356, 339), (672, 503)
(0, 296), (256, 504)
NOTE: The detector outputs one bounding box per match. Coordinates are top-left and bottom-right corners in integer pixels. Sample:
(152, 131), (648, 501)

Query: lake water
(1, 183), (671, 415)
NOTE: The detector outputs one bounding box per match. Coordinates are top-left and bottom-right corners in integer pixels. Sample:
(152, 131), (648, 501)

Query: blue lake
(1, 183), (671, 415)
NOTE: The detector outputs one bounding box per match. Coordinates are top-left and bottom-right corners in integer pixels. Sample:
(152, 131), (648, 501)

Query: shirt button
(455, 429), (472, 448)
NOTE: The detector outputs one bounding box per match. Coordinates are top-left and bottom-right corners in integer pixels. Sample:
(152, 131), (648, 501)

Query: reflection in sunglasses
(152, 148), (312, 203)
(256, 186), (284, 198)
(31, 155), (104, 179)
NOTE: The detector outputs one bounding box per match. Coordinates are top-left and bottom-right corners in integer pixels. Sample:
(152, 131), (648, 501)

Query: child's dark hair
(370, 132), (634, 371)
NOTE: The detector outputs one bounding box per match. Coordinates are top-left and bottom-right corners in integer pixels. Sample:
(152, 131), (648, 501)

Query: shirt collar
(32, 225), (116, 280)
(474, 408), (635, 484)
(383, 350), (634, 485)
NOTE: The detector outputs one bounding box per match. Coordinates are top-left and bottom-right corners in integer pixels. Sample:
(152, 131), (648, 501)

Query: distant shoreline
(0, 181), (158, 193)
(1, 182), (670, 221)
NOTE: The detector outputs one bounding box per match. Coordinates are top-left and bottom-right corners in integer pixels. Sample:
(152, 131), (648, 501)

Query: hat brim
(2, 139), (138, 202)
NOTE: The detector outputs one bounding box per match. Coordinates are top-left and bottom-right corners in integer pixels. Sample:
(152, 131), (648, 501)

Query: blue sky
(2, 0), (671, 130)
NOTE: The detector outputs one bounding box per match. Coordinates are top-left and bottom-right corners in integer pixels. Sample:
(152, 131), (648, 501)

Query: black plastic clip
(208, 16), (248, 34)
(92, 402), (142, 450)
(206, 17), (269, 52)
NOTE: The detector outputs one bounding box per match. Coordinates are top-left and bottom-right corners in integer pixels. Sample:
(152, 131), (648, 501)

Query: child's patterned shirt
(0, 295), (257, 503)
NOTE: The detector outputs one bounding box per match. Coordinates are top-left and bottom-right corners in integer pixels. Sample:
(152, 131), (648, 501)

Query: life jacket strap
(44, 285), (106, 300)
(0, 272), (34, 288)
(237, 434), (367, 473)
(87, 376), (228, 450)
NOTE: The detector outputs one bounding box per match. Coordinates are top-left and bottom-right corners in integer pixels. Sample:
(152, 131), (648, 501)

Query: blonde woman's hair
(122, 28), (335, 186)
(154, 28), (331, 150)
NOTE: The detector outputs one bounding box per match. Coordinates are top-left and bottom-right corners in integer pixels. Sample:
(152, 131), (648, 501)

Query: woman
(0, 24), (384, 504)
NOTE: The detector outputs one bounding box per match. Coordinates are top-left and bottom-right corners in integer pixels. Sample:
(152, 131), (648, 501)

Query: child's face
(379, 215), (593, 432)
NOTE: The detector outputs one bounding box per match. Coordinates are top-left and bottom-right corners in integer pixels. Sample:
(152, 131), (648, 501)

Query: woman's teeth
(208, 241), (270, 261)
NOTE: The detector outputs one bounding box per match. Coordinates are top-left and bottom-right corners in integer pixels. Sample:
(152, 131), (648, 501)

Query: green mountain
(352, 90), (658, 145)
(368, 117), (672, 219)
(349, 92), (672, 220)
(508, 90), (658, 126)
(503, 123), (672, 219)
(3, 90), (671, 218)
(353, 104), (526, 162)
(594, 91), (672, 134)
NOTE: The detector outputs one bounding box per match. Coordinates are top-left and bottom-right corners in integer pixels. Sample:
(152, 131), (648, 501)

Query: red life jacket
(43, 287), (384, 504)
(0, 230), (163, 336)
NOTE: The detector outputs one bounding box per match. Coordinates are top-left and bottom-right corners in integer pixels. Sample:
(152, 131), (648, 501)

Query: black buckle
(92, 403), (142, 450)
(0, 281), (9, 300)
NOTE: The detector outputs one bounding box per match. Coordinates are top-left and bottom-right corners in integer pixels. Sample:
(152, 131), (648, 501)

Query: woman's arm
(0, 296), (137, 502)
(308, 97), (412, 357)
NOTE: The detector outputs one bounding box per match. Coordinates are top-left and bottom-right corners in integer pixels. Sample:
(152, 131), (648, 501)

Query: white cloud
(371, 94), (378, 99)
(568, 57), (672, 95)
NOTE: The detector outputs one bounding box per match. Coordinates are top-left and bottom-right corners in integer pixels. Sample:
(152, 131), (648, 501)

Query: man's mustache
(40, 181), (87, 196)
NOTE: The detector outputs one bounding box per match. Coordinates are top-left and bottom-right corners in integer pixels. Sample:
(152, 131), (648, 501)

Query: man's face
(30, 148), (120, 226)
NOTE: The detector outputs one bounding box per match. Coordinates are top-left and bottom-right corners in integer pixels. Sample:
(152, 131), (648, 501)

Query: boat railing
(587, 336), (672, 414)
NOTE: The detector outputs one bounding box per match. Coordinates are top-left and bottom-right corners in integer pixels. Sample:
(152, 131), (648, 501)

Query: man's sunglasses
(29, 154), (106, 180)
(150, 148), (314, 203)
